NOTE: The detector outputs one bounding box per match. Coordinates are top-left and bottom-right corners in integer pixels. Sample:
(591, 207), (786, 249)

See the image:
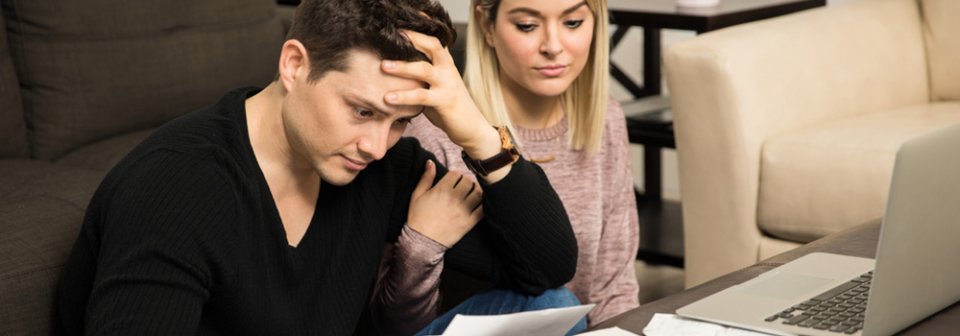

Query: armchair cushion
(0, 10), (29, 158)
(758, 102), (960, 242)
(921, 0), (960, 101)
(3, 0), (286, 160)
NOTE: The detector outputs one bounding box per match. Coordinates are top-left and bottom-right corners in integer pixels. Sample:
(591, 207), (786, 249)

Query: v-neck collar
(232, 87), (323, 253)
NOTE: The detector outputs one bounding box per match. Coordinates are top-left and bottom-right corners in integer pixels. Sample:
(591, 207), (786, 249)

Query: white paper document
(574, 326), (640, 335)
(441, 304), (594, 336)
(643, 313), (773, 336)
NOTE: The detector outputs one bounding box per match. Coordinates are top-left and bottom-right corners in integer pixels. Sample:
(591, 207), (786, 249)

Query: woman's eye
(515, 23), (537, 32)
(564, 19), (584, 29)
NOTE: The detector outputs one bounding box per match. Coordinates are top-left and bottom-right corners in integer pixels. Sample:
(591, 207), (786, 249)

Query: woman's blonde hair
(464, 0), (609, 153)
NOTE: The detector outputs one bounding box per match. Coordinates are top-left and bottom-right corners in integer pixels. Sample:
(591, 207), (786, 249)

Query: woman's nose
(539, 27), (563, 57)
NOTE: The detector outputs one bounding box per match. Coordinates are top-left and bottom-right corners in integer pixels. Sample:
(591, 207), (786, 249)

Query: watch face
(499, 126), (517, 151)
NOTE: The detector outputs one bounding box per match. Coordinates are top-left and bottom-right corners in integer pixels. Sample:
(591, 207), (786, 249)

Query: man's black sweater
(55, 88), (577, 335)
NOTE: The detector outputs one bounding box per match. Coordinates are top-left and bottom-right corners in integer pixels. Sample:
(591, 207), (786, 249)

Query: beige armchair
(663, 0), (960, 287)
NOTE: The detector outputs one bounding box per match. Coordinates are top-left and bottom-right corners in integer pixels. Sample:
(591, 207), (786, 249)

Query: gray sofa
(0, 0), (292, 334)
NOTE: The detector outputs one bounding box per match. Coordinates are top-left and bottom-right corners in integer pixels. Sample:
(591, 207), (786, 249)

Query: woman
(376, 0), (639, 333)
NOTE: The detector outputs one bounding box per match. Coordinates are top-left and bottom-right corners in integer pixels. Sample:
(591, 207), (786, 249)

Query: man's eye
(515, 23), (537, 32)
(391, 118), (412, 130)
(564, 20), (584, 29)
(354, 107), (374, 119)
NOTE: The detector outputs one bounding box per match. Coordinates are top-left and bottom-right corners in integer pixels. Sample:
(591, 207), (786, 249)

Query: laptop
(676, 124), (960, 336)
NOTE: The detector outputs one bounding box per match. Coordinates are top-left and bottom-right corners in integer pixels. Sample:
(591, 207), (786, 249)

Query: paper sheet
(642, 313), (773, 336)
(441, 304), (595, 336)
(575, 326), (640, 335)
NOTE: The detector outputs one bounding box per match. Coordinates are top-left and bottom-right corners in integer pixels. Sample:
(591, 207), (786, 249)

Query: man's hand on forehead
(379, 30), (501, 173)
(380, 30), (456, 109)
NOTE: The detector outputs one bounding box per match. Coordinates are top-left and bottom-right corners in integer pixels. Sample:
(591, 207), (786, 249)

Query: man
(55, 0), (577, 335)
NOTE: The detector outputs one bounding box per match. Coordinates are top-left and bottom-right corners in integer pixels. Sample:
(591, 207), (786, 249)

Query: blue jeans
(415, 287), (588, 336)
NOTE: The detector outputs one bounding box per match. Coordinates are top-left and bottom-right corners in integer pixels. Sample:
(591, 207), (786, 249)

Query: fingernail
(383, 60), (395, 69)
(385, 93), (398, 102)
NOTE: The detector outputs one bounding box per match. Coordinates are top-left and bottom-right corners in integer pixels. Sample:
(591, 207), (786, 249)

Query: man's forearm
(469, 159), (578, 293)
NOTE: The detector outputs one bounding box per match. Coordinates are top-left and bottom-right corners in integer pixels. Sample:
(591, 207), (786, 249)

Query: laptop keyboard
(764, 271), (872, 334)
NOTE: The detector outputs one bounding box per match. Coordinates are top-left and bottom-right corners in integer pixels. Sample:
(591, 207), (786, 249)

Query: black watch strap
(461, 126), (520, 177)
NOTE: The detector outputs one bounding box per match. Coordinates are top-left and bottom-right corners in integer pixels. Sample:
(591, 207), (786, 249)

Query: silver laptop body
(677, 124), (960, 336)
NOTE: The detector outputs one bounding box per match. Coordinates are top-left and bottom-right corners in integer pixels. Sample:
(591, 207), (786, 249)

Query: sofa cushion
(0, 7), (29, 158)
(0, 160), (103, 335)
(921, 0), (960, 101)
(2, 0), (286, 160)
(757, 102), (960, 243)
(55, 128), (155, 174)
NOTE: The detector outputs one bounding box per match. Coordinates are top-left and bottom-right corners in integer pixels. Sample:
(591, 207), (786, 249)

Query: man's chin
(322, 171), (360, 186)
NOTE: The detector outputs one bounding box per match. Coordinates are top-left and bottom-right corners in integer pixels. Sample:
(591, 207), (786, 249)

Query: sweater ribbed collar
(512, 114), (568, 142)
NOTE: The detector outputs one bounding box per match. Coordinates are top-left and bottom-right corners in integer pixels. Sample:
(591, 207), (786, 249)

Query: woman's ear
(278, 39), (309, 92)
(475, 6), (496, 48)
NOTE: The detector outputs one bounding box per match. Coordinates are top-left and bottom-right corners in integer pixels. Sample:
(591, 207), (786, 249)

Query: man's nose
(357, 128), (389, 161)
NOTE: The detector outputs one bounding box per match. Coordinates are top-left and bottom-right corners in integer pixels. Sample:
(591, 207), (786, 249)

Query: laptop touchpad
(736, 273), (834, 300)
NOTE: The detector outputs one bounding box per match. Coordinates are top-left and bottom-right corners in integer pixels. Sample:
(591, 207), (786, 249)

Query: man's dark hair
(287, 0), (456, 82)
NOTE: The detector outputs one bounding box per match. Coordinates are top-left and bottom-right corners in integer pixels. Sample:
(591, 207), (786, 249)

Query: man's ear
(278, 39), (310, 92)
(475, 6), (496, 48)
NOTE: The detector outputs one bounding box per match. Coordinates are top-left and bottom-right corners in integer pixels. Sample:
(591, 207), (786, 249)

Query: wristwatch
(461, 126), (520, 177)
